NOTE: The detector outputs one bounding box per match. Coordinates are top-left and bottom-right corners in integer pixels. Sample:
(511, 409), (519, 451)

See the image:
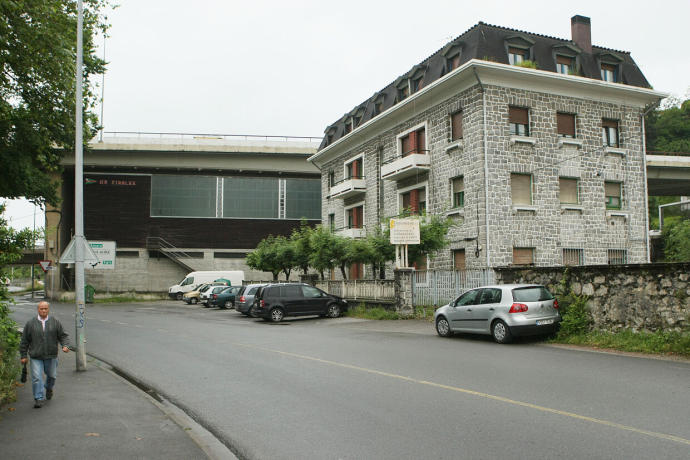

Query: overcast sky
(3, 0), (689, 230)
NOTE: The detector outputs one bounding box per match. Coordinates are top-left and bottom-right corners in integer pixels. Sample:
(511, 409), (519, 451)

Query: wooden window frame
(605, 182), (622, 210)
(451, 176), (464, 208)
(513, 247), (535, 266)
(601, 63), (618, 82)
(508, 47), (528, 65)
(559, 177), (579, 204)
(511, 173), (533, 206)
(509, 106), (530, 137)
(557, 112), (576, 138)
(602, 119), (619, 147)
(450, 111), (463, 141)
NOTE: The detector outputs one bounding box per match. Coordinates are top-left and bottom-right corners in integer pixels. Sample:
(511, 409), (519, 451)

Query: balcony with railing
(335, 225), (366, 239)
(381, 149), (430, 181)
(329, 175), (366, 199)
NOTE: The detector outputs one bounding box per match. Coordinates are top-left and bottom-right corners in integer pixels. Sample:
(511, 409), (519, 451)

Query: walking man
(19, 301), (70, 408)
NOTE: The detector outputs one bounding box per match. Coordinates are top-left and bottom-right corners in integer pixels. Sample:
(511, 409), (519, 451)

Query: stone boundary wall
(494, 263), (690, 332)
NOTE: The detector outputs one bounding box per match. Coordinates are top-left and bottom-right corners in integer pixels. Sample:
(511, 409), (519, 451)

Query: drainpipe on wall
(641, 101), (659, 263)
(474, 68), (491, 268)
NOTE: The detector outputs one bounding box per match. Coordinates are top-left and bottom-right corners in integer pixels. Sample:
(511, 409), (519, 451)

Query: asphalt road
(11, 295), (690, 459)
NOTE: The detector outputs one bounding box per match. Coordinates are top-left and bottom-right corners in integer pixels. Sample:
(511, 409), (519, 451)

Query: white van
(168, 271), (244, 300)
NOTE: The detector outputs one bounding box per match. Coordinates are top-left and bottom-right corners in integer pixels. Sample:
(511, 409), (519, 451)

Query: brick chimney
(571, 15), (592, 54)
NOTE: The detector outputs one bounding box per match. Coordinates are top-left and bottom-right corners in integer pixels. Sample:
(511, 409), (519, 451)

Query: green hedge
(0, 292), (21, 406)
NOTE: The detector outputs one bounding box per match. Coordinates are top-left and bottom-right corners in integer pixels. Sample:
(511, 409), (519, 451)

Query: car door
(446, 289), (481, 332)
(281, 285), (303, 316)
(473, 288), (503, 333)
(301, 285), (327, 314)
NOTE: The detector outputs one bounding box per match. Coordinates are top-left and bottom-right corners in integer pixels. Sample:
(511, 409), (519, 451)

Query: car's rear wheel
(491, 320), (512, 344)
(191, 297), (198, 304)
(175, 292), (183, 301)
(225, 300), (233, 309)
(436, 317), (452, 337)
(269, 308), (284, 322)
(326, 304), (341, 318)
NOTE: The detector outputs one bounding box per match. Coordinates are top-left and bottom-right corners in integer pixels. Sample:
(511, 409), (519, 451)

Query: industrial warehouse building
(44, 134), (320, 297)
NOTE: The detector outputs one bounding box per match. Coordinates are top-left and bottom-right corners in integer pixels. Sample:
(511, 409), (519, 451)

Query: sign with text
(389, 218), (420, 245)
(87, 241), (116, 270)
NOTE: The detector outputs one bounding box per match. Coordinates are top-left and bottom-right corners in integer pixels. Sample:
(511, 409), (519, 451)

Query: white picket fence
(315, 279), (395, 303)
(412, 269), (496, 306)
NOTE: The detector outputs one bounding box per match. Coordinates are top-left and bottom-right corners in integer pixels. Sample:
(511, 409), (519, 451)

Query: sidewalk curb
(86, 354), (238, 460)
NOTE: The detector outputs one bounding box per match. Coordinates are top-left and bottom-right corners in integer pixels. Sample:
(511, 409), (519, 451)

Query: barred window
(562, 249), (583, 266)
(608, 249), (627, 265)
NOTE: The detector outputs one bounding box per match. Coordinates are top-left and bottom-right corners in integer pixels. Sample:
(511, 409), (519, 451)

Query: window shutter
(511, 174), (532, 205)
(557, 113), (576, 137)
(453, 249), (466, 270)
(451, 112), (463, 140)
(601, 63), (617, 72)
(559, 178), (578, 204)
(509, 47), (526, 57)
(602, 119), (618, 129)
(402, 192), (411, 210)
(509, 107), (529, 125)
(513, 248), (534, 265)
(556, 55), (573, 65)
(416, 128), (426, 153)
(401, 134), (412, 156)
(605, 182), (620, 197)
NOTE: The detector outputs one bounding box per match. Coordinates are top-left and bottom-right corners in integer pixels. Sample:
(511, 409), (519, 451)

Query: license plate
(536, 319), (554, 326)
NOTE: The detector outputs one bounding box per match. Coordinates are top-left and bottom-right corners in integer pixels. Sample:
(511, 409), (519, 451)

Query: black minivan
(253, 283), (348, 322)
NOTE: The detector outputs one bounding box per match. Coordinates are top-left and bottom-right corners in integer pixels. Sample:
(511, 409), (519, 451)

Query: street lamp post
(74, 0), (87, 371)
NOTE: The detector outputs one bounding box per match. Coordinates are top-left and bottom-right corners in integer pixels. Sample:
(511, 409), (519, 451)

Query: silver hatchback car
(434, 284), (561, 343)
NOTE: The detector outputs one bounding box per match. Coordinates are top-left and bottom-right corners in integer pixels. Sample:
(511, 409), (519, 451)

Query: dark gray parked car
(235, 283), (266, 316)
(253, 283), (347, 322)
(434, 284), (561, 343)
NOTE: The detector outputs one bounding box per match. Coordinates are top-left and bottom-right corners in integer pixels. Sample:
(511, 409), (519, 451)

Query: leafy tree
(0, 0), (112, 205)
(663, 220), (690, 262)
(274, 235), (296, 280)
(308, 226), (342, 280)
(365, 227), (395, 279)
(408, 215), (455, 266)
(645, 98), (690, 154)
(290, 221), (313, 275)
(1, 204), (38, 406)
(246, 236), (282, 281)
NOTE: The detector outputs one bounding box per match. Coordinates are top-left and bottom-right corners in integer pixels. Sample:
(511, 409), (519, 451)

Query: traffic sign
(59, 237), (99, 264)
(39, 260), (52, 272)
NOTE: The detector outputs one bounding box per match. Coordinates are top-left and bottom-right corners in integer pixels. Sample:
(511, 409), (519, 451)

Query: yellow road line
(234, 342), (690, 447)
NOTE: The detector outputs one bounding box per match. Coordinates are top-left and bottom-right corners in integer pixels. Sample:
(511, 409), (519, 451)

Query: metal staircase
(146, 237), (200, 272)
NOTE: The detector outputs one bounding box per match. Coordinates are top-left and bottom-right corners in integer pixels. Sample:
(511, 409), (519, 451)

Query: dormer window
(372, 93), (386, 116)
(508, 47), (528, 65)
(447, 53), (461, 72)
(601, 63), (618, 82)
(345, 120), (353, 134)
(556, 55), (574, 75)
(411, 76), (424, 93)
(398, 84), (409, 102)
(441, 42), (463, 74)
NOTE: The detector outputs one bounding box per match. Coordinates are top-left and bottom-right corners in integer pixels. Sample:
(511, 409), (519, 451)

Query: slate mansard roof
(319, 20), (652, 150)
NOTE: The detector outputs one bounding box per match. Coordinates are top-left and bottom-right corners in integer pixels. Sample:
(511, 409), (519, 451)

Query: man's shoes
(33, 399), (43, 408)
(46, 388), (53, 400)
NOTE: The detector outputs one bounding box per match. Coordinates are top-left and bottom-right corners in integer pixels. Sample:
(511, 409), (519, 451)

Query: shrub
(556, 293), (592, 338)
(0, 296), (21, 406)
(516, 60), (538, 69)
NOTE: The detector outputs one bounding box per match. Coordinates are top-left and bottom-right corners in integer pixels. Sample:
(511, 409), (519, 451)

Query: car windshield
(512, 286), (554, 302)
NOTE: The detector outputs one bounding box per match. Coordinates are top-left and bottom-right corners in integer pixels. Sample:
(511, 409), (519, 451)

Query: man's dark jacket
(19, 317), (70, 360)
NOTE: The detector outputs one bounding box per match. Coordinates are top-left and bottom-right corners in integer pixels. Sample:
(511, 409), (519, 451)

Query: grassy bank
(345, 304), (435, 321)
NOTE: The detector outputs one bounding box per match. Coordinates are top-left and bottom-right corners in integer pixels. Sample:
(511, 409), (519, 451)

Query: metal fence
(412, 269), (496, 307)
(315, 279), (395, 303)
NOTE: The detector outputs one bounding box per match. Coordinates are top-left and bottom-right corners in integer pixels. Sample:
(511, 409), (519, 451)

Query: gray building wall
(320, 82), (647, 272)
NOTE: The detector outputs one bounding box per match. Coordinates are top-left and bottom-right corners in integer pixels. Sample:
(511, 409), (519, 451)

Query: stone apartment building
(308, 15), (666, 277)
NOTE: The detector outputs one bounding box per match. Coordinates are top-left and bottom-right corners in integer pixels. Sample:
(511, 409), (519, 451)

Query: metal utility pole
(31, 204), (36, 299)
(74, 0), (87, 371)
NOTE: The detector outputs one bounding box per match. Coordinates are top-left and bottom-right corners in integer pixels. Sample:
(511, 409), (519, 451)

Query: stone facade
(495, 263), (690, 333)
(318, 79), (650, 275)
